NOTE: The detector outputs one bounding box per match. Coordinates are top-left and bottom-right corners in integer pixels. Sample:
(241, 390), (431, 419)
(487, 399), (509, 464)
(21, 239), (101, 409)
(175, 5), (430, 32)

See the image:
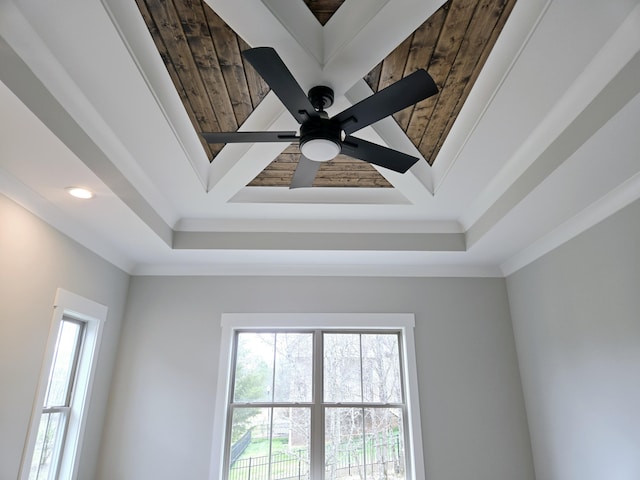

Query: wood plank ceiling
(136, 0), (516, 188)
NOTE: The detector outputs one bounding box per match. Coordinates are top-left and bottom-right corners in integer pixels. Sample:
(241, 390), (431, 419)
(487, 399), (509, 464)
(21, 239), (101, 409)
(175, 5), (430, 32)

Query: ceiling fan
(202, 47), (438, 188)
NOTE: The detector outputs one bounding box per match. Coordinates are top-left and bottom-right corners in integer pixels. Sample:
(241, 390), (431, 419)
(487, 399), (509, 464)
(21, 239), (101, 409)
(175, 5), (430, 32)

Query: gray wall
(98, 275), (534, 480)
(507, 198), (640, 480)
(0, 193), (130, 479)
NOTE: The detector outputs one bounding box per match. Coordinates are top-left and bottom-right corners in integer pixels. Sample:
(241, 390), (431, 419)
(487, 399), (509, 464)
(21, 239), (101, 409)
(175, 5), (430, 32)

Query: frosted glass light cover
(300, 138), (340, 161)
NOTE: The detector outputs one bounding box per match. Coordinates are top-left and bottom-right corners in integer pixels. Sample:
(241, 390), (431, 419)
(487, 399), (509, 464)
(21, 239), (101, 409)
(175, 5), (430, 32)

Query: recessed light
(66, 187), (94, 199)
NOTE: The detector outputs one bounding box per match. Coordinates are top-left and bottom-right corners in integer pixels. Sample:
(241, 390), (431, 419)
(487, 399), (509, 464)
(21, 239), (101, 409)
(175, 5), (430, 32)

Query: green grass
(239, 437), (291, 458)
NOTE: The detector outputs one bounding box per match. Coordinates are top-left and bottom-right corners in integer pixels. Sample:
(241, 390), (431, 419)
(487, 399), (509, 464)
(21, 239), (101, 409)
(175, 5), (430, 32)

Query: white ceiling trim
(0, 30), (174, 246)
(172, 231), (465, 252)
(430, 0), (553, 194)
(462, 4), (640, 233)
(260, 0), (324, 63)
(0, 166), (135, 273)
(1, 0), (185, 228)
(500, 169), (640, 276)
(467, 49), (640, 247)
(101, 0), (214, 190)
(175, 217), (462, 233)
(132, 258), (502, 278)
(227, 187), (411, 206)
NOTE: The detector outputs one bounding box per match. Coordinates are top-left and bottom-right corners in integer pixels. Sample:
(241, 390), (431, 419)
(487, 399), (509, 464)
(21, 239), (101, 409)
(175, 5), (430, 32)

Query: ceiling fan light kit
(202, 47), (438, 187)
(300, 138), (341, 162)
(299, 109), (342, 162)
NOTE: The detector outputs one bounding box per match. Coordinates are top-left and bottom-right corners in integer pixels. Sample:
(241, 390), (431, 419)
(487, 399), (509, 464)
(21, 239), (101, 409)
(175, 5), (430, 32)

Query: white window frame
(20, 289), (107, 480)
(209, 313), (425, 480)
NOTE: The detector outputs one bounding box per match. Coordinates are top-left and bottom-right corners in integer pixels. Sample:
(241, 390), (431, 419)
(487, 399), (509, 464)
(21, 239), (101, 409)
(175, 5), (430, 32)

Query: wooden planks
(302, 0), (346, 25)
(136, 0), (269, 161)
(365, 0), (517, 165)
(203, 7), (253, 126)
(248, 145), (392, 188)
(136, 0), (216, 158)
(429, 0), (516, 159)
(238, 38), (270, 109)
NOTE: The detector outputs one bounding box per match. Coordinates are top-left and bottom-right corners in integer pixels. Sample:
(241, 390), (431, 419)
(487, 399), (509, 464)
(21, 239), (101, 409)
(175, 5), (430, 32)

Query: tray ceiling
(135, 0), (516, 188)
(2, 0), (638, 276)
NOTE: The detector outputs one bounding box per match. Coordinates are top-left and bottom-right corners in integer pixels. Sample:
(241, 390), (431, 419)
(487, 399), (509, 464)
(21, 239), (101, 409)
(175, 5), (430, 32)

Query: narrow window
(21, 289), (107, 480)
(28, 318), (85, 479)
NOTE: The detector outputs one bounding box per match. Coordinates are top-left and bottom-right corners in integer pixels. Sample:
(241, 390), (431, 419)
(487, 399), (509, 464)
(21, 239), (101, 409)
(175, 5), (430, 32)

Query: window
(210, 314), (424, 480)
(28, 317), (85, 479)
(21, 289), (107, 480)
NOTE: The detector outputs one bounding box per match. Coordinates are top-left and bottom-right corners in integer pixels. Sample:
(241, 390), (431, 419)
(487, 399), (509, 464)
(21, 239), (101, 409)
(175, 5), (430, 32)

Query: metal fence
(230, 430), (253, 467)
(229, 434), (403, 480)
(230, 451), (308, 480)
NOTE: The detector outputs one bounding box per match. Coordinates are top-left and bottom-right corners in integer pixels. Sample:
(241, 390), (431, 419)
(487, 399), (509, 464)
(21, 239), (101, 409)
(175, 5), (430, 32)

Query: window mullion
(311, 330), (323, 480)
(267, 407), (274, 480)
(267, 334), (277, 480)
(359, 334), (364, 403)
(358, 335), (367, 480)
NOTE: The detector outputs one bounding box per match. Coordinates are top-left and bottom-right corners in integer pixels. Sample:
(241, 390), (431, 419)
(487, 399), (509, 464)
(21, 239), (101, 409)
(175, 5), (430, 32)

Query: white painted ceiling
(1, 0), (639, 276)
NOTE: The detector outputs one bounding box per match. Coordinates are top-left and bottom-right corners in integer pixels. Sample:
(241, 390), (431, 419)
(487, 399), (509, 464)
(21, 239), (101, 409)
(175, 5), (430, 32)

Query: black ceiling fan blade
(290, 155), (322, 189)
(243, 47), (318, 124)
(202, 131), (297, 144)
(334, 69), (438, 135)
(341, 136), (420, 173)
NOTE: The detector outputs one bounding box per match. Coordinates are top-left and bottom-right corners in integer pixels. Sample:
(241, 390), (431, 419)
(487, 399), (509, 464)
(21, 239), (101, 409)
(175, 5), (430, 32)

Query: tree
(231, 341), (270, 443)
